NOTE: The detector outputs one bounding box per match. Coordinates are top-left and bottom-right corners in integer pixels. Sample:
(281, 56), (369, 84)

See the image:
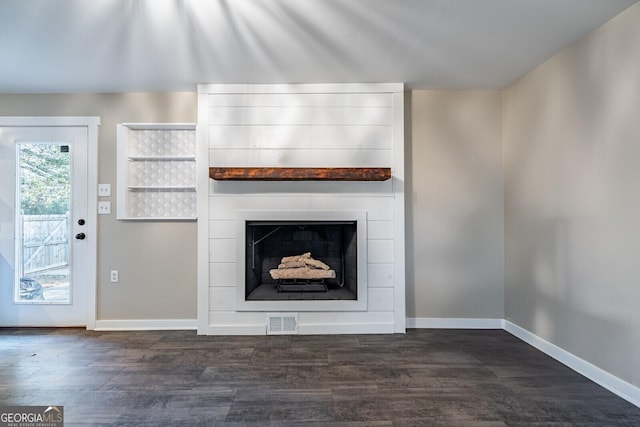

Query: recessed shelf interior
(117, 123), (197, 220)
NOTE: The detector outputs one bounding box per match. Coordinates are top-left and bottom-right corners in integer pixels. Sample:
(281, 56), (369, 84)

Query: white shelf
(119, 217), (197, 222)
(128, 156), (196, 161)
(120, 123), (195, 130)
(127, 186), (196, 190)
(117, 123), (197, 220)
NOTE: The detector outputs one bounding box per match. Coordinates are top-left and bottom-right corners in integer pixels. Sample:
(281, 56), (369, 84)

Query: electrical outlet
(98, 183), (111, 197)
(98, 201), (111, 215)
(110, 270), (119, 283)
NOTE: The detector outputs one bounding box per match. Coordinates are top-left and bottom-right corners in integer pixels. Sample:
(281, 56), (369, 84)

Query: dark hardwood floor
(1, 328), (638, 426)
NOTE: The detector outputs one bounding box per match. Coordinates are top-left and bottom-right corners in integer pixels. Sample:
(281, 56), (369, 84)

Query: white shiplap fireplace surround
(196, 84), (405, 335)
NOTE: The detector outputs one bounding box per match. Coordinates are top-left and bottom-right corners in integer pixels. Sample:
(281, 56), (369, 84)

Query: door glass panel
(15, 142), (71, 304)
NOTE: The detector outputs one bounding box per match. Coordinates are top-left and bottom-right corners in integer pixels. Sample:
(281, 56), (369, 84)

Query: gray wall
(406, 90), (504, 318)
(0, 93), (197, 320)
(0, 90), (506, 323)
(503, 3), (640, 387)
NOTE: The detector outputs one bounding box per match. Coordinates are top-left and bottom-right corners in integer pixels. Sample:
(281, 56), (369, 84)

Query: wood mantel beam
(209, 167), (391, 181)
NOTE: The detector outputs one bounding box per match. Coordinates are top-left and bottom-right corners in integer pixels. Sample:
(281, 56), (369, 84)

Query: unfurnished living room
(1, 0), (640, 425)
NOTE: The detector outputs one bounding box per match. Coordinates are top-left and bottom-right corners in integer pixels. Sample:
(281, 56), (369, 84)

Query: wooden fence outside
(20, 213), (69, 274)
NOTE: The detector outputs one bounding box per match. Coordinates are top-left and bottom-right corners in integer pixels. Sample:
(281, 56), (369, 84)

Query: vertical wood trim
(392, 90), (406, 333)
(196, 92), (210, 334)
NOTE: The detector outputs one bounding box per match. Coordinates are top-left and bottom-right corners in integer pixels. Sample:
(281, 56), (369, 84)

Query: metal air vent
(266, 313), (298, 335)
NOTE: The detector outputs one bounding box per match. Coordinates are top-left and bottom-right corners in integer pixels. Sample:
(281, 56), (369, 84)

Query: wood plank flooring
(1, 328), (639, 426)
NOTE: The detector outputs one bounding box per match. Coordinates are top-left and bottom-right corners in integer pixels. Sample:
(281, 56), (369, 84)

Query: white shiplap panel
(209, 310), (269, 326)
(209, 262), (236, 287)
(209, 107), (393, 126)
(208, 93), (393, 107)
(209, 238), (236, 263)
(210, 220), (236, 239)
(367, 239), (394, 264)
(210, 287), (236, 311)
(209, 180), (393, 197)
(207, 324), (266, 335)
(201, 83), (402, 95)
(198, 84), (405, 335)
(367, 263), (394, 288)
(367, 220), (394, 240)
(208, 125), (393, 150)
(368, 288), (394, 312)
(209, 148), (391, 168)
(209, 195), (394, 221)
(298, 311), (394, 325)
(298, 322), (394, 334)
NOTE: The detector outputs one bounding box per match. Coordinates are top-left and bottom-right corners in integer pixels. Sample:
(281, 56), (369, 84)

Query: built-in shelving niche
(117, 123), (197, 220)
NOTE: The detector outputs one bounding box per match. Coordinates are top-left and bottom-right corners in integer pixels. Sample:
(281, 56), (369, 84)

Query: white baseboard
(94, 319), (197, 331)
(407, 317), (503, 329)
(298, 322), (396, 335)
(207, 325), (267, 335)
(503, 320), (640, 409)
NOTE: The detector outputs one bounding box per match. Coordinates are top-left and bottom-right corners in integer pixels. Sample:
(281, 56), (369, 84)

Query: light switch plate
(98, 183), (111, 197)
(98, 201), (111, 215)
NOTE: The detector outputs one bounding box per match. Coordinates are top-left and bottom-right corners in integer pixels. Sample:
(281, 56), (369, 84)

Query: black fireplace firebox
(245, 220), (357, 301)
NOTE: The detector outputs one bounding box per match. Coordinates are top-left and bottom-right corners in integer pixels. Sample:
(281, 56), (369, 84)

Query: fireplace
(245, 220), (358, 301)
(235, 211), (368, 312)
(199, 83), (405, 334)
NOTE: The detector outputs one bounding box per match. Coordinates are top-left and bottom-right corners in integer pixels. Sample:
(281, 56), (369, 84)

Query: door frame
(0, 116), (100, 329)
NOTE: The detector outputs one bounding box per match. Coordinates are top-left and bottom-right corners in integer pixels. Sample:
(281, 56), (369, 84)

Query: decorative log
(278, 261), (306, 269)
(302, 257), (331, 270)
(281, 252), (311, 263)
(270, 267), (336, 280)
(210, 167), (391, 181)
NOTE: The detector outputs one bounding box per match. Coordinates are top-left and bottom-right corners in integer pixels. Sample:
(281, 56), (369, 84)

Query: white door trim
(0, 116), (100, 329)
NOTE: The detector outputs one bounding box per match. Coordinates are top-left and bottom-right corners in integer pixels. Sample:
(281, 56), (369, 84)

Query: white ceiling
(0, 0), (637, 93)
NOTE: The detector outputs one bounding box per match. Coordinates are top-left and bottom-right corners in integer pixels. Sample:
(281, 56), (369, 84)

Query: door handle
(75, 232), (86, 240)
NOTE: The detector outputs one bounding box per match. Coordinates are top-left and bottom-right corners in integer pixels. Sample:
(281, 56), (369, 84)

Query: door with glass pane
(0, 127), (88, 326)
